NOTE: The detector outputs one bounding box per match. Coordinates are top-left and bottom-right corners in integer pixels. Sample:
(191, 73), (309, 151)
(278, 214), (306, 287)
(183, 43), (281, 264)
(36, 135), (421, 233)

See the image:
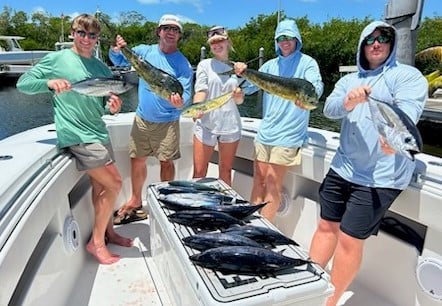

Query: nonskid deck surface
(70, 207), (397, 306)
(83, 214), (173, 306)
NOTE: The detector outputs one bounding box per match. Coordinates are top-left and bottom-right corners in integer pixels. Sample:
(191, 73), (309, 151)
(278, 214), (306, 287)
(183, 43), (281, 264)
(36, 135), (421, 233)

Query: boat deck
(74, 216), (173, 306)
(78, 213), (398, 306)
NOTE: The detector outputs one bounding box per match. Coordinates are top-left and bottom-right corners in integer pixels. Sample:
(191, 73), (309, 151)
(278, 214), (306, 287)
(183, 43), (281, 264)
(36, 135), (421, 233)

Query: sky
(2, 0), (441, 30)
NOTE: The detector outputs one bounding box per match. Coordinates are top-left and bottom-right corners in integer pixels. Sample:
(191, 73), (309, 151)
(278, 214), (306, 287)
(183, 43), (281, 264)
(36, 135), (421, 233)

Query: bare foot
(86, 241), (120, 265)
(106, 232), (133, 247)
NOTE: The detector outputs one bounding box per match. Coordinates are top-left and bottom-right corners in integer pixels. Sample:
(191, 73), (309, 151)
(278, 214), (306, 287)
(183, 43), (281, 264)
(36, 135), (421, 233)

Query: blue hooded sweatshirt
(324, 21), (428, 189)
(253, 19), (324, 148)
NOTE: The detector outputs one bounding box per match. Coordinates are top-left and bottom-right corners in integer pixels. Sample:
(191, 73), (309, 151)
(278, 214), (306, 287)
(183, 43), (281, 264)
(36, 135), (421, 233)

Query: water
(0, 83), (139, 140)
(1, 84), (441, 158)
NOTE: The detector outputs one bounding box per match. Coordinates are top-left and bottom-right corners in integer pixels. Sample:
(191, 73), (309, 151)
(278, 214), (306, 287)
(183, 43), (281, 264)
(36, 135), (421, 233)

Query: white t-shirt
(193, 58), (242, 135)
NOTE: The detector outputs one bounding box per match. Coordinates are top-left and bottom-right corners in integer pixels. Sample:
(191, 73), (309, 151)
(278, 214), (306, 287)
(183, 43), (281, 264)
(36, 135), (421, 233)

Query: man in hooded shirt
(309, 21), (427, 305)
(234, 19), (324, 222)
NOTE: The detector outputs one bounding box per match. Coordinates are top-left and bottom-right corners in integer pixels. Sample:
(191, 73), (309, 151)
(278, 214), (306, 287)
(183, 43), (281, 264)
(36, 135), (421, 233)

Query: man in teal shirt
(17, 14), (132, 265)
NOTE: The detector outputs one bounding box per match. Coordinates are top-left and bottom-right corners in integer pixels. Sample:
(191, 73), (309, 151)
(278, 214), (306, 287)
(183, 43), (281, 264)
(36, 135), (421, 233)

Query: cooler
(147, 179), (334, 306)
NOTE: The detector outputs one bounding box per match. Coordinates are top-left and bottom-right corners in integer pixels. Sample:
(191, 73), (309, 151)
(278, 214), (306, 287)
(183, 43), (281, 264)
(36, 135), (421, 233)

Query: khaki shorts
(68, 142), (115, 171)
(254, 142), (302, 166)
(129, 115), (181, 161)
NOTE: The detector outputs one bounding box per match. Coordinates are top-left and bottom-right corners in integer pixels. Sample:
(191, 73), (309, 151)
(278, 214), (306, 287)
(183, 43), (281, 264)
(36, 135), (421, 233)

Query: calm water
(1, 83), (441, 157)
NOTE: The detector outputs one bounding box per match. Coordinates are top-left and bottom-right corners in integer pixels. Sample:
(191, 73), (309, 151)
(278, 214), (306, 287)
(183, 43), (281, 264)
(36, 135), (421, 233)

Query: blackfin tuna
(368, 97), (423, 160)
(167, 210), (245, 230)
(182, 232), (262, 251)
(189, 246), (311, 276)
(71, 77), (134, 96)
(204, 202), (267, 219)
(223, 225), (299, 247)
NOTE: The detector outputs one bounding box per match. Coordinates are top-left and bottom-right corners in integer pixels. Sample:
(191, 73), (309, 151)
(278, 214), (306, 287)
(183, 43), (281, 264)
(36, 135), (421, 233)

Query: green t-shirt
(16, 49), (114, 148)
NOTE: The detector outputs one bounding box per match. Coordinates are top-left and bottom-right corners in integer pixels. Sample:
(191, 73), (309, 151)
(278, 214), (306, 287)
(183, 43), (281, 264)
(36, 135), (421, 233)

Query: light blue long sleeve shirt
(244, 19), (324, 148)
(325, 21), (428, 189)
(109, 44), (193, 123)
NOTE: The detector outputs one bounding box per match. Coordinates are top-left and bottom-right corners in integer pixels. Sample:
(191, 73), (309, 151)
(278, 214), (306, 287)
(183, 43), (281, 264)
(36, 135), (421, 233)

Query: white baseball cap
(158, 14), (183, 32)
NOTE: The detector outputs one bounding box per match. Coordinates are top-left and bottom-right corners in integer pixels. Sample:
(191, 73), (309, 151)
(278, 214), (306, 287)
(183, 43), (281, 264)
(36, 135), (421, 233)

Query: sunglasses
(276, 35), (295, 43)
(160, 25), (181, 33)
(207, 27), (226, 38)
(75, 30), (98, 40)
(365, 35), (390, 45)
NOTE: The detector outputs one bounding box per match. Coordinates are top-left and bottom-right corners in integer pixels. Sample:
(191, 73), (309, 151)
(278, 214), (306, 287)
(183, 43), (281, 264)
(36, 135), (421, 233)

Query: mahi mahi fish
(70, 77), (134, 97)
(101, 18), (183, 101)
(367, 96), (423, 160)
(181, 92), (233, 117)
(223, 64), (319, 110)
(189, 246), (312, 276)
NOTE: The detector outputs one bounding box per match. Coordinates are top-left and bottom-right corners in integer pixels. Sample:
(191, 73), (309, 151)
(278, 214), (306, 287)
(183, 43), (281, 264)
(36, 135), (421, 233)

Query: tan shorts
(254, 142), (302, 166)
(129, 115), (181, 161)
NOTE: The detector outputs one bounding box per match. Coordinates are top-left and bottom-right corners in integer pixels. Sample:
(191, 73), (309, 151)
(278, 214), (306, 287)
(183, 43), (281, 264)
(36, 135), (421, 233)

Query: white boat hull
(0, 113), (441, 305)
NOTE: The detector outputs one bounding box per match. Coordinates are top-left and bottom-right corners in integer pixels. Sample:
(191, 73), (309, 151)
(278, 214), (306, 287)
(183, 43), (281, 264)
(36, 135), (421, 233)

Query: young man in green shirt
(17, 14), (132, 265)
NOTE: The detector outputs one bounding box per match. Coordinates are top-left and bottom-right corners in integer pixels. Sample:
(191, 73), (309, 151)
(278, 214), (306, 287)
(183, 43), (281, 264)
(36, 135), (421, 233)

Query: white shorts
(193, 121), (241, 147)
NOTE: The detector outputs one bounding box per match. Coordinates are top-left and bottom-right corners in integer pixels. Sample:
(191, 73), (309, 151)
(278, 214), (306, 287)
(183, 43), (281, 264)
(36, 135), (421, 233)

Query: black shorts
(319, 169), (402, 239)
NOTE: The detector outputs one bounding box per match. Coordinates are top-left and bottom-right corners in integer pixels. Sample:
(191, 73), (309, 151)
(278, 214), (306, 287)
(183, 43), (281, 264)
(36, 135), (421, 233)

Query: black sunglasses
(365, 35), (390, 45)
(75, 30), (98, 40)
(207, 27), (226, 38)
(276, 35), (295, 43)
(160, 25), (181, 33)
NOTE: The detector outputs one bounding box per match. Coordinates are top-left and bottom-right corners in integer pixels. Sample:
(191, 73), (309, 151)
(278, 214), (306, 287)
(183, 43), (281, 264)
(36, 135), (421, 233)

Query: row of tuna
(155, 179), (313, 276)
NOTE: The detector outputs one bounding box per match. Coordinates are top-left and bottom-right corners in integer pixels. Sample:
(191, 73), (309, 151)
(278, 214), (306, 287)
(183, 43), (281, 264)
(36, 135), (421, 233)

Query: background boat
(0, 35), (52, 79)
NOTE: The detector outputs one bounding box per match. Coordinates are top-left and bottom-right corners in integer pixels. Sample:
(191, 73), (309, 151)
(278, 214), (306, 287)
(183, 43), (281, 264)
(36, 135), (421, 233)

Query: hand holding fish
(48, 79), (71, 94)
(379, 136), (396, 155)
(112, 35), (127, 52)
(233, 62), (247, 76)
(294, 99), (310, 110)
(232, 87), (244, 105)
(107, 94), (122, 115)
(344, 86), (371, 111)
(169, 92), (184, 109)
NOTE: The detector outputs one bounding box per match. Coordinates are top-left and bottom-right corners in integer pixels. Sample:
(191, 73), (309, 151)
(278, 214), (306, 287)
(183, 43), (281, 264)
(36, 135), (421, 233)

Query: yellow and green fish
(181, 92), (233, 117)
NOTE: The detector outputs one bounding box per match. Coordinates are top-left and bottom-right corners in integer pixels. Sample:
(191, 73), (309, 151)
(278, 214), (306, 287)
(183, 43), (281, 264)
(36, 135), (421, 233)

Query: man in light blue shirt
(109, 14), (193, 224)
(235, 19), (324, 222)
(309, 21), (427, 306)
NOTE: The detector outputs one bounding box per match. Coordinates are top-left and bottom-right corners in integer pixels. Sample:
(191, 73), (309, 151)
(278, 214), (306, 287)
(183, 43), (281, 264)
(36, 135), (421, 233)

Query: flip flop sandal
(113, 206), (148, 225)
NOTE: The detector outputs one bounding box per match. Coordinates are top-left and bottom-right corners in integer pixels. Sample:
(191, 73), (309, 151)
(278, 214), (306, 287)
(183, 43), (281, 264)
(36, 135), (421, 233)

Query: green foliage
(416, 16), (442, 52)
(1, 6), (440, 97)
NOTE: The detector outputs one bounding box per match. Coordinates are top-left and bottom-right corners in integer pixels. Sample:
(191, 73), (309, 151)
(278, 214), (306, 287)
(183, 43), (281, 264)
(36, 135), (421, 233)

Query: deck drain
(63, 216), (80, 254)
